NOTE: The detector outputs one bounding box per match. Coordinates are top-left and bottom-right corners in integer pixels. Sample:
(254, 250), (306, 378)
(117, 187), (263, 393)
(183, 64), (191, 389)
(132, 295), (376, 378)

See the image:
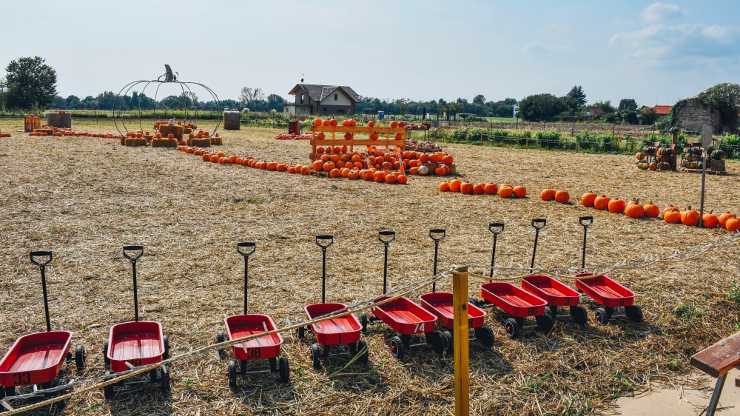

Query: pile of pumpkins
(309, 146), (456, 178)
(439, 180), (527, 198)
(545, 189), (739, 231)
(176, 146), (408, 185)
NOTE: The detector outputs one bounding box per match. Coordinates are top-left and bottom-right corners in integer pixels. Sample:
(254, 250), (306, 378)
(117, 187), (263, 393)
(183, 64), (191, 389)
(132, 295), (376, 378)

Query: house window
(334, 93), (338, 101)
(300, 94), (304, 104)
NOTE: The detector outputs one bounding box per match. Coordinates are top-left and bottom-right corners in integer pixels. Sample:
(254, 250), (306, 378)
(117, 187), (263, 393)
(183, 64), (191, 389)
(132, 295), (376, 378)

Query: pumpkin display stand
(188, 137), (211, 148)
(309, 123), (406, 160)
(151, 138), (178, 148)
(24, 115), (42, 132)
(123, 137), (147, 146)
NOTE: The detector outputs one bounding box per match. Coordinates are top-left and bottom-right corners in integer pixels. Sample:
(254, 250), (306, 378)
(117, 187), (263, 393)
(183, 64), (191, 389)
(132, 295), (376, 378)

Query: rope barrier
(5, 232), (738, 414)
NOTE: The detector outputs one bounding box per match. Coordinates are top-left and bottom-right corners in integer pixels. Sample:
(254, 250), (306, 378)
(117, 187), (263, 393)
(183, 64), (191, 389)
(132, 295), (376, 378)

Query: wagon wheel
(215, 332), (227, 360)
(278, 357), (290, 383)
(239, 360), (248, 376)
(102, 342), (110, 369)
(269, 357), (278, 372)
(360, 314), (369, 333)
(227, 360), (238, 389)
(536, 314), (555, 334)
(160, 365), (171, 395)
(297, 326), (306, 340)
(356, 340), (369, 368)
(503, 318), (520, 339)
(75, 345), (86, 373)
(389, 335), (405, 360)
(163, 335), (171, 359)
(595, 308), (610, 325)
(625, 305), (643, 323)
(310, 343), (322, 370)
(474, 326), (495, 349)
(569, 306), (588, 327)
(428, 330), (445, 356)
(103, 372), (115, 400)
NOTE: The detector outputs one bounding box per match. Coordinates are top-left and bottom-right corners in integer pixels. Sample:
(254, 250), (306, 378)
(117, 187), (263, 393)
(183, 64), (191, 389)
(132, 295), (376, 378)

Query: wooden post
(452, 266), (470, 416)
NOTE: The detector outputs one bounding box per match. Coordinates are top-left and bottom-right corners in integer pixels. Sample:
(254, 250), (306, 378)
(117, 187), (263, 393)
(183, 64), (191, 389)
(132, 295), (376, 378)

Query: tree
(519, 94), (567, 121)
(618, 99), (638, 112)
(5, 56), (57, 110)
(0, 77), (6, 111)
(592, 100), (616, 114)
(266, 94), (285, 112)
(566, 86), (586, 110)
(239, 87), (264, 108)
(65, 95), (81, 109)
(698, 82), (740, 132)
(473, 94), (486, 105)
(638, 106), (658, 125)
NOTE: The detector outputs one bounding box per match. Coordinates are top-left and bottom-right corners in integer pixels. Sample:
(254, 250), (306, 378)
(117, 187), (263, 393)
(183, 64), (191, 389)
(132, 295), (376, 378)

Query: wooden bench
(690, 332), (740, 416)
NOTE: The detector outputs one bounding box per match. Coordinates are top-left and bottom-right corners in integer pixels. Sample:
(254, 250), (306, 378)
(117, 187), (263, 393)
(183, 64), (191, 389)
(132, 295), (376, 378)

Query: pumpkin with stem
(439, 182), (451, 192)
(593, 195), (610, 210)
(484, 183), (498, 195)
(725, 217), (739, 232)
(643, 201), (660, 218)
(718, 212), (736, 229)
(680, 207), (699, 226)
(540, 188), (556, 201)
(608, 198), (626, 214)
(624, 200), (645, 219)
(450, 180), (462, 193)
(473, 183), (485, 195)
(554, 190), (570, 204)
(702, 212), (719, 228)
(513, 186), (527, 198)
(497, 185), (514, 198)
(460, 182), (474, 195)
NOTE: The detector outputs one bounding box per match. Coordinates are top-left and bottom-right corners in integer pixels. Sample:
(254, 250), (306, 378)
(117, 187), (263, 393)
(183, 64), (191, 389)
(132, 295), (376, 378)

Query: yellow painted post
(452, 266), (470, 416)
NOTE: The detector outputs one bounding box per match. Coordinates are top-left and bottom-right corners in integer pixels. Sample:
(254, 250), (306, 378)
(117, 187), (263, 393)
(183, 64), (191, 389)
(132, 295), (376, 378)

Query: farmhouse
(286, 83), (360, 116)
(653, 105), (672, 116)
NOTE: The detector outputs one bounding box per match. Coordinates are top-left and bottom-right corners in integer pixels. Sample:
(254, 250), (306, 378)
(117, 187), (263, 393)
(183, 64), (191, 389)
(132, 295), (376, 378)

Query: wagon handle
(123, 245), (143, 322)
(30, 250), (53, 332)
(30, 250), (53, 267)
(531, 218), (547, 230)
(122, 245), (144, 261)
(315, 234), (334, 249)
(379, 229), (396, 294)
(237, 242), (256, 314)
(579, 216), (594, 227)
(579, 216), (594, 270)
(429, 228), (445, 292)
(488, 221), (505, 235)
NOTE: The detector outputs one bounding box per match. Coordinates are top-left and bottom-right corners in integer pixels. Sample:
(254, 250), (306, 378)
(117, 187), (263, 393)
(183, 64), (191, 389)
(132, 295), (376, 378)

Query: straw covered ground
(0, 119), (738, 416)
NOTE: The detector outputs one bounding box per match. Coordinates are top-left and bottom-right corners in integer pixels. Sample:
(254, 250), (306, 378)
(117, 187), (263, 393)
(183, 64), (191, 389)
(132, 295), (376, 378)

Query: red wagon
(575, 273), (643, 324)
(521, 274), (588, 327)
(102, 246), (170, 399)
(0, 251), (85, 412)
(215, 242), (289, 387)
(297, 235), (368, 370)
(479, 282), (553, 338)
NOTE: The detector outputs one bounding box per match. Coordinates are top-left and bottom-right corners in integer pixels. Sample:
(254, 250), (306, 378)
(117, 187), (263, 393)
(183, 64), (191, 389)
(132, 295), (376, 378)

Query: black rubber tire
(595, 308), (610, 325)
(297, 326), (305, 340)
(428, 330), (445, 355)
(103, 371), (115, 400)
(75, 345), (86, 373)
(160, 365), (171, 394)
(278, 357), (290, 383)
(474, 326), (495, 349)
(356, 340), (369, 368)
(348, 342), (358, 355)
(441, 330), (453, 355)
(503, 318), (520, 339)
(360, 314), (369, 333)
(536, 313), (555, 334)
(227, 360), (238, 389)
(239, 360), (247, 376)
(163, 335), (171, 359)
(310, 343), (322, 370)
(569, 306), (588, 327)
(149, 368), (160, 383)
(389, 335), (405, 360)
(4, 386), (16, 399)
(625, 305), (644, 323)
(216, 331), (227, 360)
(269, 357), (278, 372)
(102, 342), (110, 369)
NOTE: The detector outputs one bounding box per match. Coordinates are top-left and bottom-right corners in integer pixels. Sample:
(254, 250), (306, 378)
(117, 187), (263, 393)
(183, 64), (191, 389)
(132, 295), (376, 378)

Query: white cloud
(641, 2), (684, 23)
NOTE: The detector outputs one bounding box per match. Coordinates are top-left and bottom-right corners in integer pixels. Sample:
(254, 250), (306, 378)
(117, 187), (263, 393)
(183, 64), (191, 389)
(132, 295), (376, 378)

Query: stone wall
(674, 98), (722, 134)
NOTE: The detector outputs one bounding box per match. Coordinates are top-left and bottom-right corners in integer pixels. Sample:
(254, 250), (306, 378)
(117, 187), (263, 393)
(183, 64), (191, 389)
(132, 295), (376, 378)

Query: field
(0, 120), (738, 415)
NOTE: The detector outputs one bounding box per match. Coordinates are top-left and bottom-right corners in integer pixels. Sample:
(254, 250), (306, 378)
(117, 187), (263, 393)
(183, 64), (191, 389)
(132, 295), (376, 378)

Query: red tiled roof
(653, 105), (672, 115)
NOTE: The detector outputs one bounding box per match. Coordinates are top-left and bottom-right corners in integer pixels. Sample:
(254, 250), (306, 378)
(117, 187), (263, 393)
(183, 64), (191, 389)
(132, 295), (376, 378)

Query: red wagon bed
(225, 314), (282, 361)
(419, 292), (486, 329)
(106, 321), (165, 373)
(522, 274), (580, 307)
(575, 274), (635, 308)
(0, 331), (71, 387)
(480, 282), (547, 318)
(305, 303), (362, 346)
(373, 296), (437, 335)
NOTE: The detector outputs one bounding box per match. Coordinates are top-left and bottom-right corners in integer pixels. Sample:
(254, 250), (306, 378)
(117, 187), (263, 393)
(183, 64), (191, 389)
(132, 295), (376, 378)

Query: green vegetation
(672, 303), (705, 321)
(729, 280), (740, 305)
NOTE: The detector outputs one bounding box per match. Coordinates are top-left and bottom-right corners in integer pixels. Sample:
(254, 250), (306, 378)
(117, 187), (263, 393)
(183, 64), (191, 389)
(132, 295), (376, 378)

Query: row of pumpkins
(176, 146), (409, 185)
(29, 127), (121, 139)
(438, 181), (527, 198)
(542, 189), (739, 231)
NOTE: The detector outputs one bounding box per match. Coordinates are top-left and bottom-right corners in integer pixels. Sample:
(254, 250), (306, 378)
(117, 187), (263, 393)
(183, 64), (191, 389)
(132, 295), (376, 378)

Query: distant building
(286, 84), (360, 116)
(653, 105), (672, 116)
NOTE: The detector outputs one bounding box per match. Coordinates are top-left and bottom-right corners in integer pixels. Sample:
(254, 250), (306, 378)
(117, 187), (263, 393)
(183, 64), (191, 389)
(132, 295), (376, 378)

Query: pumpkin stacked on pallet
(187, 130), (221, 147)
(123, 131), (147, 146)
(439, 180), (526, 198)
(402, 150), (456, 177)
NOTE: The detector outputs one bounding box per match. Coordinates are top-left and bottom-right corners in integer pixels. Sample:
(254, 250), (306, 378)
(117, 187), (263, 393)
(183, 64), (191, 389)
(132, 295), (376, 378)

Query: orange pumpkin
(608, 198), (626, 214)
(374, 171), (386, 183)
(349, 170), (360, 180)
(473, 183), (485, 194)
(593, 195), (610, 210)
(554, 190), (570, 204)
(384, 173), (397, 184)
(439, 182), (450, 192)
(397, 174), (408, 185)
(718, 212), (736, 229)
(483, 183), (498, 195)
(540, 188), (556, 201)
(680, 207), (699, 226)
(322, 161), (335, 172)
(702, 212), (719, 228)
(340, 168), (351, 177)
(643, 202), (660, 218)
(450, 180), (462, 193)
(725, 217), (739, 232)
(497, 185), (513, 198)
(624, 201), (644, 219)
(513, 186), (527, 198)
(664, 210), (682, 224)
(580, 192), (597, 207)
(460, 182), (474, 195)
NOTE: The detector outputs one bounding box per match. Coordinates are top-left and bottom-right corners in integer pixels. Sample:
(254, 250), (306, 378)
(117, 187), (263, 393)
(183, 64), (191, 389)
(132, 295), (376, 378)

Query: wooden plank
(310, 139), (406, 148)
(452, 267), (470, 416)
(312, 125), (406, 134)
(690, 332), (740, 378)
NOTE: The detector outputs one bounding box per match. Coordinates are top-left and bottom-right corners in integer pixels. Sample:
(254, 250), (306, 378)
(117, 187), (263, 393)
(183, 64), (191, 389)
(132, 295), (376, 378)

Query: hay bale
(123, 138), (147, 147)
(151, 138), (178, 148)
(157, 124), (184, 139)
(223, 111), (240, 130)
(210, 136), (223, 145)
(188, 137), (211, 147)
(46, 112), (72, 128)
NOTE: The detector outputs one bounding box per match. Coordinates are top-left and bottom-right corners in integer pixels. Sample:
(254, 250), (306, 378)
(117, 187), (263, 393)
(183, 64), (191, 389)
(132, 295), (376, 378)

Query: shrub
(536, 131), (561, 149)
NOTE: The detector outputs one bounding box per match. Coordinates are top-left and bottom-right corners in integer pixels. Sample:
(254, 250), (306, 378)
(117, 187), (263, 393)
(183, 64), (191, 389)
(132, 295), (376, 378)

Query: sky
(1, 0), (738, 106)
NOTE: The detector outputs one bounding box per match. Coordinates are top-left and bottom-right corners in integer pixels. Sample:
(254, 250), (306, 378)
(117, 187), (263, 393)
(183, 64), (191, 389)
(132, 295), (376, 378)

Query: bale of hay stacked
(157, 124), (184, 140)
(223, 111), (240, 130)
(46, 111), (72, 128)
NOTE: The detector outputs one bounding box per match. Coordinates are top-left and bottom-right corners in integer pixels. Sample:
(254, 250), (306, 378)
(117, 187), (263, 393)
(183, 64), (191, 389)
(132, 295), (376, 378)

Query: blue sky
(1, 0), (738, 105)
